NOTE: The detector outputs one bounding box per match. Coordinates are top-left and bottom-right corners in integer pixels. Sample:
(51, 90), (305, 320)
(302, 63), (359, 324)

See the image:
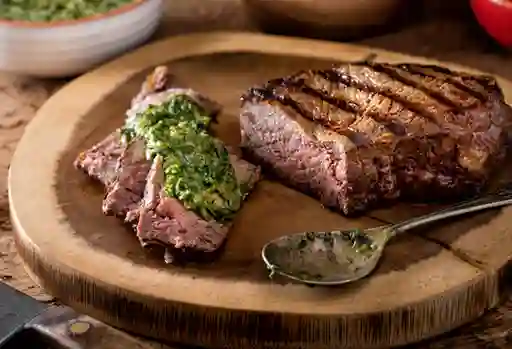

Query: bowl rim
(0, 0), (151, 29)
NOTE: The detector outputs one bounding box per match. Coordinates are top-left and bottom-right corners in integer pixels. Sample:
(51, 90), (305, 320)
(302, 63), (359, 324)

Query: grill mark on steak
(400, 64), (504, 100)
(240, 62), (512, 215)
(260, 75), (408, 149)
(246, 71), (440, 154)
(330, 63), (508, 167)
(288, 70), (441, 138)
(278, 89), (365, 144)
(361, 62), (478, 109)
(314, 67), (442, 127)
(283, 74), (362, 114)
(245, 77), (360, 115)
(333, 64), (475, 135)
(396, 64), (489, 103)
(245, 81), (367, 147)
(312, 69), (435, 137)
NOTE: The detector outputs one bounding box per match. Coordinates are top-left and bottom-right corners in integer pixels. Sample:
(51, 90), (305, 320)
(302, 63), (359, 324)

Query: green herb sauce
(0, 0), (134, 22)
(121, 95), (242, 223)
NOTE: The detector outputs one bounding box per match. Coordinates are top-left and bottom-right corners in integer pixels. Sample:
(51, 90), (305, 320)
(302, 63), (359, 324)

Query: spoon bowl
(262, 227), (390, 285)
(262, 186), (512, 286)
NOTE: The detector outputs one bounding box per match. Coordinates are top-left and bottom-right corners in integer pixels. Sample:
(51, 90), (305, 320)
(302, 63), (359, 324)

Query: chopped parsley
(0, 0), (134, 22)
(122, 95), (242, 222)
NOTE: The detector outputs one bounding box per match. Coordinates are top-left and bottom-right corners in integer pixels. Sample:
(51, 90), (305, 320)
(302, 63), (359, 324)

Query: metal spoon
(261, 187), (512, 286)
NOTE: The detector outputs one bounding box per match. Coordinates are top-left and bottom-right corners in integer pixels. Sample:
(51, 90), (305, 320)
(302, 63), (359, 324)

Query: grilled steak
(75, 66), (261, 263)
(240, 62), (512, 215)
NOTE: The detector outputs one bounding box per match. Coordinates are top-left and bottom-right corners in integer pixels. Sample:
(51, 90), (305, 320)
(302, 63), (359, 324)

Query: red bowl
(471, 0), (512, 48)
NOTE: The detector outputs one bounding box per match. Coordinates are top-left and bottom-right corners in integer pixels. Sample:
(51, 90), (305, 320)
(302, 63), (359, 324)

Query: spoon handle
(390, 186), (512, 234)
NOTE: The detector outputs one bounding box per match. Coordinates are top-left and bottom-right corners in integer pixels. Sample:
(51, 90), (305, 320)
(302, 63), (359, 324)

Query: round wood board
(8, 32), (512, 349)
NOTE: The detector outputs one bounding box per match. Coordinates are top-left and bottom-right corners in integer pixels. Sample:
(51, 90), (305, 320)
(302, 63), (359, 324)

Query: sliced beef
(102, 138), (151, 220)
(75, 69), (261, 262)
(77, 133), (260, 263)
(136, 156), (230, 263)
(74, 132), (125, 187)
(77, 85), (224, 222)
(74, 65), (173, 186)
(240, 62), (512, 215)
(128, 148), (260, 262)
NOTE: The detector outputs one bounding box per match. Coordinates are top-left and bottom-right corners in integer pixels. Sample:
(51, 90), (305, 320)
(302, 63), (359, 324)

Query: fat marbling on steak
(75, 66), (261, 263)
(239, 61), (512, 215)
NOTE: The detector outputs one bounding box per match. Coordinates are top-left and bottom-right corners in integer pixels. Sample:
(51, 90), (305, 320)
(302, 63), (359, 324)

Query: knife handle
(26, 306), (155, 349)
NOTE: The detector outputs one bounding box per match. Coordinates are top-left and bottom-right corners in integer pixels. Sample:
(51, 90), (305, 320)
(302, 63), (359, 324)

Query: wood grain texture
(7, 32), (512, 349)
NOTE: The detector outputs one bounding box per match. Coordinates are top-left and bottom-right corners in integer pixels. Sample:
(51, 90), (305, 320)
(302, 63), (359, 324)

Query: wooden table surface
(1, 1), (512, 348)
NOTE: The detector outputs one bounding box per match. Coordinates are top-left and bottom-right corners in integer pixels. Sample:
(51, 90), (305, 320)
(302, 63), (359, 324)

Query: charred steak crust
(240, 62), (512, 215)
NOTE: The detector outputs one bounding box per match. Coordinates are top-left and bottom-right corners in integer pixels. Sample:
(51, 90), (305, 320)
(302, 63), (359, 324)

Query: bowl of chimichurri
(0, 0), (163, 77)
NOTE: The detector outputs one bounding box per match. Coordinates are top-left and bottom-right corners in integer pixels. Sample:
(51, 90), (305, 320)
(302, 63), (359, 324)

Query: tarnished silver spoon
(261, 187), (512, 286)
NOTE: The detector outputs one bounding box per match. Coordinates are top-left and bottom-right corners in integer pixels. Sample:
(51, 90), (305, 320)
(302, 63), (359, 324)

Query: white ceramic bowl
(0, 0), (163, 78)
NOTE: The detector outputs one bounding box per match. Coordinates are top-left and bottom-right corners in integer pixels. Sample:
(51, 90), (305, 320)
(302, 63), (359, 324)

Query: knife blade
(0, 282), (157, 349)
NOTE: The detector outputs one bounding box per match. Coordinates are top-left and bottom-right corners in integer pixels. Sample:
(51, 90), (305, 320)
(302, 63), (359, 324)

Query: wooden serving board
(8, 32), (512, 349)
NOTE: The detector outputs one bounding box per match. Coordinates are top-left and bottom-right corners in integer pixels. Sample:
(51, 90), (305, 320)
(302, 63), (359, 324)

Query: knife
(0, 281), (157, 349)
